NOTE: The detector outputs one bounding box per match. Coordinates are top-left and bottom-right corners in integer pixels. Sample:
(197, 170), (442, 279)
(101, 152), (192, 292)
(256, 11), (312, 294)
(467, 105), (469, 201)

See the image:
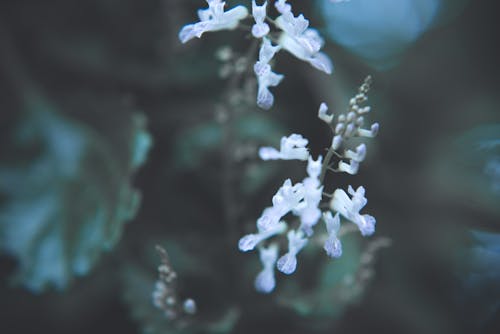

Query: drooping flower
(277, 230), (308, 274)
(323, 211), (342, 258)
(275, 1), (333, 74)
(254, 38), (283, 109)
(251, 1), (270, 38)
(239, 179), (305, 251)
(254, 244), (279, 293)
(330, 185), (375, 236)
(179, 0), (248, 43)
(259, 134), (309, 161)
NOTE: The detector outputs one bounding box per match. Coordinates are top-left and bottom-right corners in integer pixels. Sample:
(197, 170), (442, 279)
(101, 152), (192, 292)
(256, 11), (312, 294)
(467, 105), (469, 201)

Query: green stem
(319, 146), (336, 185)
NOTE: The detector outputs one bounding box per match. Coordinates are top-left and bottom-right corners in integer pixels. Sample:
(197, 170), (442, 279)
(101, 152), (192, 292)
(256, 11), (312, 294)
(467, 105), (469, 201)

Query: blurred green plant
(0, 94), (152, 292)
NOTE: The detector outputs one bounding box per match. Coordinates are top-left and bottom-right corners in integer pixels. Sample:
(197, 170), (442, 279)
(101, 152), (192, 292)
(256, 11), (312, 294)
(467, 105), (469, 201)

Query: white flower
(357, 123), (380, 138)
(318, 102), (333, 123)
(254, 244), (279, 293)
(270, 179), (306, 218)
(330, 185), (376, 236)
(179, 0), (248, 43)
(344, 143), (367, 162)
(277, 230), (308, 274)
(251, 1), (270, 38)
(295, 156), (323, 236)
(254, 38), (283, 109)
(323, 211), (342, 258)
(337, 159), (359, 175)
(239, 179), (305, 252)
(275, 0), (292, 14)
(238, 220), (287, 252)
(259, 134), (309, 161)
(275, 2), (333, 74)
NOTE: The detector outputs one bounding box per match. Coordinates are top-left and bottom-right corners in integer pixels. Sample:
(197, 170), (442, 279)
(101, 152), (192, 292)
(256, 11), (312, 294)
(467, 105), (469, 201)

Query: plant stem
(319, 146), (336, 185)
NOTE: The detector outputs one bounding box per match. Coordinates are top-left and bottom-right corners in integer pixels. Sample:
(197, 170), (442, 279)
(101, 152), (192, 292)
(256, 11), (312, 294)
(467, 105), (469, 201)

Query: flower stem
(319, 146), (336, 185)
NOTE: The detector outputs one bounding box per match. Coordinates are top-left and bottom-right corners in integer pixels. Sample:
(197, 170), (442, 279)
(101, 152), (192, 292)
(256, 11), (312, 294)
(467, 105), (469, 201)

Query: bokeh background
(0, 0), (499, 333)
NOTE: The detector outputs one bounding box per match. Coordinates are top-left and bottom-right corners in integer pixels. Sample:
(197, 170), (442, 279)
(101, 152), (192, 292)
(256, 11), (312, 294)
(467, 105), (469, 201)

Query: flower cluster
(178, 0), (333, 109)
(238, 76), (378, 293)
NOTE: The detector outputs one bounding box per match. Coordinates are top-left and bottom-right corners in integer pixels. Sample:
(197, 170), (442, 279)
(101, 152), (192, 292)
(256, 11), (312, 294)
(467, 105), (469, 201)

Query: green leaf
(0, 97), (152, 292)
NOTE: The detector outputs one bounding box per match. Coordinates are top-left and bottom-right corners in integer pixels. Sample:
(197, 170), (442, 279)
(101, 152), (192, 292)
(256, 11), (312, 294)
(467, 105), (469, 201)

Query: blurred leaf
(460, 229), (500, 325)
(430, 124), (500, 220)
(0, 96), (152, 292)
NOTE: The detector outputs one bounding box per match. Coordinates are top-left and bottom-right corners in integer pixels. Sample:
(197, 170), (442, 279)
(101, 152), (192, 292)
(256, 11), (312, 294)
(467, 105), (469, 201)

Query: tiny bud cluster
(152, 246), (197, 319)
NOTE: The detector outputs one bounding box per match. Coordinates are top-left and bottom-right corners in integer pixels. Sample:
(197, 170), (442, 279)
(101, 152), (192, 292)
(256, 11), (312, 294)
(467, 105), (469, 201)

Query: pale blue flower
(318, 102), (333, 123)
(345, 143), (367, 163)
(238, 220), (287, 252)
(239, 178), (305, 251)
(295, 156), (323, 236)
(330, 185), (375, 236)
(277, 230), (308, 274)
(254, 244), (279, 293)
(254, 38), (283, 109)
(251, 1), (270, 38)
(259, 134), (309, 161)
(323, 211), (342, 258)
(179, 0), (248, 43)
(337, 159), (359, 175)
(275, 1), (333, 74)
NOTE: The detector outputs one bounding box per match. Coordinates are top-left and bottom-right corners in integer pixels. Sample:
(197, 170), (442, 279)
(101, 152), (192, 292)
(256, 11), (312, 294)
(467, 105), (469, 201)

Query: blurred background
(0, 0), (499, 333)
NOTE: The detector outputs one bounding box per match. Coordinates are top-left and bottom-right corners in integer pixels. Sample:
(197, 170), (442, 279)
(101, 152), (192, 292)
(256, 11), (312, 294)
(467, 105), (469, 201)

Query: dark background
(1, 1), (499, 333)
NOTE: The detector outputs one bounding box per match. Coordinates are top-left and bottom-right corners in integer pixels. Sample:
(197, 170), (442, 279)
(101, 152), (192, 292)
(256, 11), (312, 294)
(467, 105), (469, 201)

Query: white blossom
(357, 123), (380, 138)
(259, 134), (309, 161)
(344, 143), (367, 163)
(275, 1), (333, 74)
(318, 102), (333, 123)
(239, 179), (305, 251)
(275, 0), (292, 14)
(323, 211), (342, 258)
(238, 220), (286, 252)
(179, 0), (248, 43)
(295, 156), (323, 236)
(277, 230), (308, 274)
(254, 244), (279, 293)
(338, 159), (359, 175)
(251, 1), (270, 38)
(330, 185), (376, 236)
(254, 38), (284, 109)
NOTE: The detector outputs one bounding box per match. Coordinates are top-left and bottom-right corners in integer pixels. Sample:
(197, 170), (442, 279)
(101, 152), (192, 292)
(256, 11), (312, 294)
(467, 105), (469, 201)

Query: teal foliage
(0, 97), (152, 292)
(462, 230), (500, 324)
(454, 124), (500, 213)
